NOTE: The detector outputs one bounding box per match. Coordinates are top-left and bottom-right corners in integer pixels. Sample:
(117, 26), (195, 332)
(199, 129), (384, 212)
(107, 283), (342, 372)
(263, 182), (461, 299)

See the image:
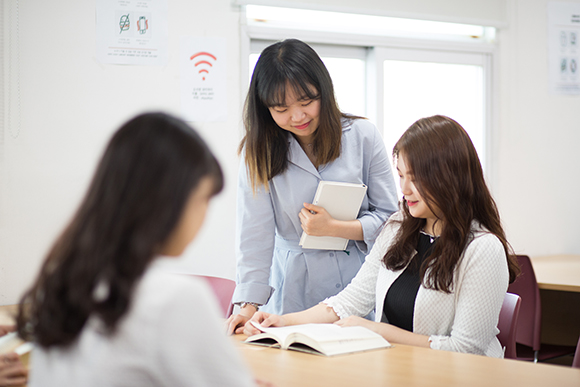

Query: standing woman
(245, 115), (520, 358)
(17, 113), (257, 386)
(227, 39), (398, 333)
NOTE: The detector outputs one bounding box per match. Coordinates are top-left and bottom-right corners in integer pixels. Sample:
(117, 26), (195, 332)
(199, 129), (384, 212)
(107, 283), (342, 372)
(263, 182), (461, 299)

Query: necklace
(420, 230), (439, 244)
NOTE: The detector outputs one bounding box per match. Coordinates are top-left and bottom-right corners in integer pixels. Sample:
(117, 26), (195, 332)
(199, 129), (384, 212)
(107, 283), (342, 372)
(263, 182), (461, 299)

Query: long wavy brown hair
(17, 113), (224, 347)
(383, 115), (519, 292)
(239, 39), (362, 191)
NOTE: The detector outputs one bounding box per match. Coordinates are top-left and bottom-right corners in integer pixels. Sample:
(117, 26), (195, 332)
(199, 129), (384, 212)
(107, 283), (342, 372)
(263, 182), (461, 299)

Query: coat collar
(286, 120), (352, 178)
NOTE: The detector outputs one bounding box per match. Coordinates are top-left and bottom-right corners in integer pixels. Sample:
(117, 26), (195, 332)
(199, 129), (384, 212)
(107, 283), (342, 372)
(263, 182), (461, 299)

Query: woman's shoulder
(463, 225), (507, 263)
(342, 117), (376, 133)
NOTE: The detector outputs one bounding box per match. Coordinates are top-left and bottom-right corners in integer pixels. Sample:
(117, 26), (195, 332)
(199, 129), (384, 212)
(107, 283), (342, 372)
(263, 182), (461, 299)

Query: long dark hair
(383, 115), (519, 292)
(17, 112), (224, 347)
(239, 38), (362, 190)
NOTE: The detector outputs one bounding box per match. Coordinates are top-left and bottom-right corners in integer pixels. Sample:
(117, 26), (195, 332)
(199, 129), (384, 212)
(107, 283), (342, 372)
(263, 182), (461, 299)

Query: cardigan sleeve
(428, 233), (509, 356)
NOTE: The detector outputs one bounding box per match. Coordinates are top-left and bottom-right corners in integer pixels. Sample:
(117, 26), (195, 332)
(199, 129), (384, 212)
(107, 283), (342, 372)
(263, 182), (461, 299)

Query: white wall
(495, 0), (580, 256)
(1, 0), (579, 306)
(0, 0), (244, 305)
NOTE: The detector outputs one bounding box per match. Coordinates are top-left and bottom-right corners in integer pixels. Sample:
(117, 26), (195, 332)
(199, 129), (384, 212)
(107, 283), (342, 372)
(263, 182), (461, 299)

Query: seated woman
(244, 115), (519, 357)
(17, 113), (257, 386)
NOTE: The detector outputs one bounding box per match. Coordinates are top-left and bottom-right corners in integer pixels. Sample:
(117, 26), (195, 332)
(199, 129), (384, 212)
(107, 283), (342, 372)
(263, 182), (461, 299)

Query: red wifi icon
(190, 52), (217, 81)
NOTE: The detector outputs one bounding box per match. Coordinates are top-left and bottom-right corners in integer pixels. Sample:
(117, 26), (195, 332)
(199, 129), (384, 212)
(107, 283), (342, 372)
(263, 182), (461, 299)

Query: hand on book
(244, 312), (286, 336)
(299, 203), (336, 237)
(0, 353), (27, 387)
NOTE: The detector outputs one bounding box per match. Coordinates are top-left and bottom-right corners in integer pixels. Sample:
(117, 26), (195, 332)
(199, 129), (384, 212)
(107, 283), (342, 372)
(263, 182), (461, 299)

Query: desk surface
(233, 335), (580, 387)
(531, 255), (580, 292)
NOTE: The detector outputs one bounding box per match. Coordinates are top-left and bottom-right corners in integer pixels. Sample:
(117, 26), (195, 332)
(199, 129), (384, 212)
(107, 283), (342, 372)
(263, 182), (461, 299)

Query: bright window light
(249, 53), (366, 117)
(246, 5), (491, 41)
(382, 59), (485, 195)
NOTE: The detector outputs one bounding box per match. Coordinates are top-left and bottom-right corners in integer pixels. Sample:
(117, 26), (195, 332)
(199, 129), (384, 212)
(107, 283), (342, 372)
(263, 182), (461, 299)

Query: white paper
(96, 0), (168, 66)
(548, 2), (580, 95)
(180, 37), (228, 122)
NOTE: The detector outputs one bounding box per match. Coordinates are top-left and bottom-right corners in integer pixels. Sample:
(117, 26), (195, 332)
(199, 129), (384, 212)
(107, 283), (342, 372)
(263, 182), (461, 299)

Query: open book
(245, 321), (391, 356)
(299, 181), (367, 250)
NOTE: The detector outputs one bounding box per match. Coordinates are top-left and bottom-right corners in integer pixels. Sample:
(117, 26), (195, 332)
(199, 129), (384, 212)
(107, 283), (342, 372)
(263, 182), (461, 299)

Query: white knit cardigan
(324, 211), (508, 357)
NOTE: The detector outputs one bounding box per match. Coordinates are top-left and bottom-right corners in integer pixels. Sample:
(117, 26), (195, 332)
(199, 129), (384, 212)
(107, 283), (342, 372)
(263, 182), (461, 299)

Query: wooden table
(529, 255), (580, 350)
(233, 335), (580, 387)
(531, 255), (580, 292)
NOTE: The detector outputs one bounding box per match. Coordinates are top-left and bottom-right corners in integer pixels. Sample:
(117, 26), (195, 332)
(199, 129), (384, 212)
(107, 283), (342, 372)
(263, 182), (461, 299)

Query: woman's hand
(226, 304), (258, 335)
(0, 353), (27, 387)
(243, 312), (287, 336)
(334, 315), (376, 329)
(299, 203), (336, 237)
(226, 314), (250, 335)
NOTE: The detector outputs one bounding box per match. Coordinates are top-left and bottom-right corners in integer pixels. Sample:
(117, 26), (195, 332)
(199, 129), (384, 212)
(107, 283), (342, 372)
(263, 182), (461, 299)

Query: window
(242, 6), (496, 176)
(249, 41), (367, 117)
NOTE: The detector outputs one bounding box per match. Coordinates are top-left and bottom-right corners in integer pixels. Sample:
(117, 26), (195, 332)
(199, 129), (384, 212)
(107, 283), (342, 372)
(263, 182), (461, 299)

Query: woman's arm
(229, 162), (277, 333)
(243, 303), (340, 335)
(354, 122), (399, 252)
(428, 233), (509, 356)
(335, 316), (430, 348)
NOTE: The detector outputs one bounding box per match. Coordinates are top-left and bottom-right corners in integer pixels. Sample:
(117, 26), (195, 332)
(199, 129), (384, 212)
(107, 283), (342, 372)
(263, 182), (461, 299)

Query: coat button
(329, 252), (335, 257)
(336, 283), (341, 288)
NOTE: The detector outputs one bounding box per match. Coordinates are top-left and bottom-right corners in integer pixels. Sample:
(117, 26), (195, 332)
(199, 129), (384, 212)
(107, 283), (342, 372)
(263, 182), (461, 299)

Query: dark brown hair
(17, 112), (224, 347)
(383, 115), (519, 292)
(239, 39), (362, 190)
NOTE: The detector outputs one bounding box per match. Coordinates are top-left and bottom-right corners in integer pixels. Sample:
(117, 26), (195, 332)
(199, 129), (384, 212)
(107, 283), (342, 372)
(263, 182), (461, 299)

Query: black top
(382, 232), (437, 332)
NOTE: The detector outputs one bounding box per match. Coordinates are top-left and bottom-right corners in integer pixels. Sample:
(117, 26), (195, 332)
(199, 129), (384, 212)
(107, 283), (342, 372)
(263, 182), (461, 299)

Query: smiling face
(268, 83), (321, 146)
(397, 153), (441, 234)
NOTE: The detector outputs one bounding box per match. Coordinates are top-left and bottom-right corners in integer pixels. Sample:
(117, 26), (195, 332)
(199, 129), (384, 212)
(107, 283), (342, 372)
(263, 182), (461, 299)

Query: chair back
(573, 336), (580, 369)
(507, 255), (542, 350)
(189, 275), (236, 318)
(498, 292), (522, 359)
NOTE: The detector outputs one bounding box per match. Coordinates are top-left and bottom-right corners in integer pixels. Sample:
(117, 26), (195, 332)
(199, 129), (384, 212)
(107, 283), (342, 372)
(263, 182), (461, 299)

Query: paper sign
(96, 0), (168, 66)
(180, 37), (228, 122)
(548, 2), (580, 95)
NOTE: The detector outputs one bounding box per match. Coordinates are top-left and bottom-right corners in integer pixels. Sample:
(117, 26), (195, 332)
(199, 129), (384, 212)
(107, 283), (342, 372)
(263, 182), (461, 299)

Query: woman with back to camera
(244, 115), (520, 357)
(227, 39), (399, 333)
(17, 113), (259, 386)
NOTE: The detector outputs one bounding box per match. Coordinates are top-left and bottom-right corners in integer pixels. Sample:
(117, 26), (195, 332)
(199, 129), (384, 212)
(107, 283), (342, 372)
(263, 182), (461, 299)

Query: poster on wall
(96, 0), (168, 66)
(548, 2), (580, 95)
(180, 37), (228, 122)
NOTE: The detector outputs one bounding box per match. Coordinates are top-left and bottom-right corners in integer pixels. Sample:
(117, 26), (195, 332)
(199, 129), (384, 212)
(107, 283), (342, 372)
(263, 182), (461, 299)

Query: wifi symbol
(190, 52), (217, 81)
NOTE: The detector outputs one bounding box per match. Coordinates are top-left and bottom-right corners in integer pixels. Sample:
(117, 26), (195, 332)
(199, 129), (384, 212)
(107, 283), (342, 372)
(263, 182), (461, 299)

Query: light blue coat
(233, 119), (399, 314)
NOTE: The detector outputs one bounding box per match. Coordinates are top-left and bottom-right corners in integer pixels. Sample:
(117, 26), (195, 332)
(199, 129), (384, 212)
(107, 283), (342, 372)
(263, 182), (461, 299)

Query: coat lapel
(287, 135), (322, 179)
(286, 119), (353, 179)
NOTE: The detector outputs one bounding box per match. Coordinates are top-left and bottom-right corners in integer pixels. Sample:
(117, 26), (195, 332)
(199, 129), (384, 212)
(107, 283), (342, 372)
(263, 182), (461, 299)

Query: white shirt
(324, 211), (508, 357)
(29, 260), (255, 387)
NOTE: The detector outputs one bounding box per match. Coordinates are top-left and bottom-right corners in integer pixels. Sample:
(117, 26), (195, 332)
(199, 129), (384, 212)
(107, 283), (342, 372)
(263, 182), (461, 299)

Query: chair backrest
(189, 275), (236, 318)
(573, 335), (580, 369)
(507, 255), (542, 350)
(498, 292), (522, 359)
